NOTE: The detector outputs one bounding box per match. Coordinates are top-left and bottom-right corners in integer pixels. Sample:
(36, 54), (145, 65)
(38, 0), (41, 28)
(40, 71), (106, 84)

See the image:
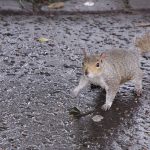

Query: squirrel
(72, 33), (150, 111)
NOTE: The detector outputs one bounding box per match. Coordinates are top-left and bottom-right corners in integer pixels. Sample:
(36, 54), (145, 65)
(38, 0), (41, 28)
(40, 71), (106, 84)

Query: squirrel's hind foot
(101, 102), (112, 111)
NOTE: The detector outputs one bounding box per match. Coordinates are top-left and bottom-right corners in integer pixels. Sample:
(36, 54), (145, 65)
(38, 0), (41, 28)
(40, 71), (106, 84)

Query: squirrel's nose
(85, 69), (88, 76)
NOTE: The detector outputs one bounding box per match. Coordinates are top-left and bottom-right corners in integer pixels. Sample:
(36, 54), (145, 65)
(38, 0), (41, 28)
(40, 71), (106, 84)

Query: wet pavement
(0, 13), (150, 150)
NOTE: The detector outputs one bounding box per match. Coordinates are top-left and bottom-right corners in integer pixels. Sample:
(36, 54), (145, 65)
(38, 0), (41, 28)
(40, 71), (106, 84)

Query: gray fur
(72, 48), (143, 111)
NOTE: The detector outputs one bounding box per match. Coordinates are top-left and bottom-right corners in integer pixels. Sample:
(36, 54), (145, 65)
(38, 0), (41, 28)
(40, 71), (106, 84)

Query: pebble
(92, 115), (104, 122)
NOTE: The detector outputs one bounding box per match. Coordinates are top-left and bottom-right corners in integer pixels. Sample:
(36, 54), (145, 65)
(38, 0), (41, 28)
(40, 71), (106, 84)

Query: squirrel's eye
(96, 63), (100, 67)
(82, 62), (84, 66)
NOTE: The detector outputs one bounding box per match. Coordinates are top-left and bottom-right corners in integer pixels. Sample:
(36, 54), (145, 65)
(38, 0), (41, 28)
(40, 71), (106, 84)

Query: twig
(18, 0), (25, 9)
(134, 23), (150, 27)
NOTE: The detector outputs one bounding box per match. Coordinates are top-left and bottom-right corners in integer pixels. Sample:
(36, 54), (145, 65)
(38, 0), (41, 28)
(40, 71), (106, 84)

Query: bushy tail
(135, 33), (150, 54)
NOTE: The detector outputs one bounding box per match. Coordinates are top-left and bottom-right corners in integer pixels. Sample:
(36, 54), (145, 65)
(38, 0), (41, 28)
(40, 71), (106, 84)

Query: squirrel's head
(82, 49), (106, 79)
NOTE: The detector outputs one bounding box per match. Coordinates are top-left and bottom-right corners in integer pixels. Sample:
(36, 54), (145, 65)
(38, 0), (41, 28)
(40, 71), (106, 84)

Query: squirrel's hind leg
(132, 71), (143, 96)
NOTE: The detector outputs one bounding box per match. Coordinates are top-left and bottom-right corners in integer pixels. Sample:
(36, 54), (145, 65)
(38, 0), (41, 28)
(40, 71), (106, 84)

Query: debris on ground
(69, 107), (81, 118)
(48, 2), (64, 9)
(92, 115), (104, 122)
(37, 37), (49, 42)
(134, 22), (150, 27)
(83, 1), (94, 7)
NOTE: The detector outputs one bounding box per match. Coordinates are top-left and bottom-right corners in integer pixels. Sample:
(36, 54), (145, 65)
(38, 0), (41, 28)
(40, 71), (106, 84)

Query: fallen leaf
(48, 2), (64, 9)
(134, 22), (150, 27)
(92, 115), (103, 122)
(69, 107), (81, 118)
(38, 37), (49, 43)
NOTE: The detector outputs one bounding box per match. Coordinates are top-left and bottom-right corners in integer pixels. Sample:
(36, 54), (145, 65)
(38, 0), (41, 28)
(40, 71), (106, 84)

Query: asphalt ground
(0, 13), (149, 150)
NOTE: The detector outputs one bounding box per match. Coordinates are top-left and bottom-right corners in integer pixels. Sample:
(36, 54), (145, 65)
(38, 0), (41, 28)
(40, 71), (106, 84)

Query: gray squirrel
(72, 33), (150, 111)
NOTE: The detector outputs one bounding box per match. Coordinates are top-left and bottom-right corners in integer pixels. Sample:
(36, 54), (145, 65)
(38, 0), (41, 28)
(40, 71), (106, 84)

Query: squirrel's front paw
(135, 89), (142, 97)
(101, 102), (112, 111)
(71, 88), (79, 98)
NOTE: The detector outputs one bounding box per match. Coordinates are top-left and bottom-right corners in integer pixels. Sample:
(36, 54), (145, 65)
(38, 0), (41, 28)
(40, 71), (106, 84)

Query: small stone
(17, 44), (22, 49)
(84, 1), (94, 6)
(69, 55), (78, 61)
(116, 107), (119, 111)
(8, 39), (16, 44)
(92, 115), (104, 122)
(120, 117), (124, 121)
(145, 110), (149, 115)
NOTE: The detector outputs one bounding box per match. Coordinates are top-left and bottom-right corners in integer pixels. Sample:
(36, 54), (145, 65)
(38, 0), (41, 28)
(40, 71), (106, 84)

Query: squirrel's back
(102, 48), (141, 84)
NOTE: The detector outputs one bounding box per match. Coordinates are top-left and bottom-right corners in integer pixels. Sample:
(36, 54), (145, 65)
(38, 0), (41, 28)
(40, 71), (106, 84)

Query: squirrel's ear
(100, 52), (107, 62)
(82, 49), (88, 58)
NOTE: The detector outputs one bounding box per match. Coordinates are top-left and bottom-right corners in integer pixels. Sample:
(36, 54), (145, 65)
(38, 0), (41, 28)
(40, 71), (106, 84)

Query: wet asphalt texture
(0, 13), (150, 150)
